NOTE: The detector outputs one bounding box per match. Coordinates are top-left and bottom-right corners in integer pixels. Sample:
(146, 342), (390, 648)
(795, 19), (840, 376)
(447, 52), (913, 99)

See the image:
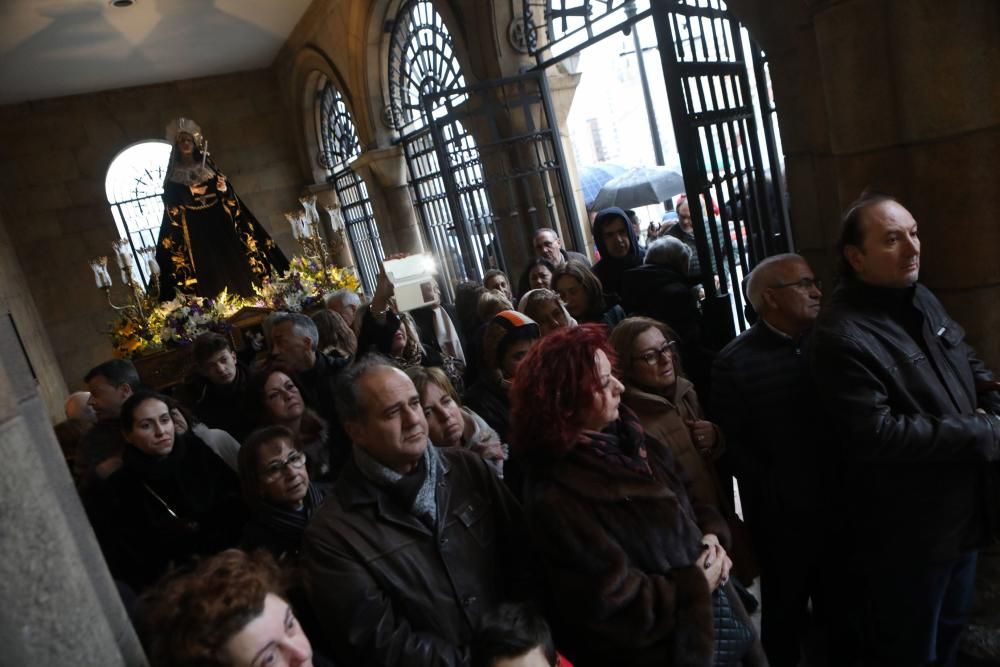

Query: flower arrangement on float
(110, 289), (251, 359)
(253, 256), (361, 312)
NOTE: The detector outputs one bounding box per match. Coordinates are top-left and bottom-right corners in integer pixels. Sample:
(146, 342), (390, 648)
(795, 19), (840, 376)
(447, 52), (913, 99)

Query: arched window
(316, 78), (384, 295)
(388, 0), (496, 294)
(104, 141), (171, 286)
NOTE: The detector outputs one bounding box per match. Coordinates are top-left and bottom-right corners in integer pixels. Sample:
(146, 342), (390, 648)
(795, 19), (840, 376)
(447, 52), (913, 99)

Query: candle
(285, 211), (303, 239)
(90, 257), (111, 289)
(201, 139), (208, 169)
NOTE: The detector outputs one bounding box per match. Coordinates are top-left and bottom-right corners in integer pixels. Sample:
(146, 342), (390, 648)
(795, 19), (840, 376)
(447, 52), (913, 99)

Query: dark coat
(298, 350), (351, 476)
(592, 207), (645, 301)
(189, 361), (253, 442)
(303, 447), (527, 667)
(242, 482), (330, 561)
(463, 377), (511, 442)
(711, 323), (830, 533)
(523, 421), (765, 667)
(809, 281), (1000, 563)
(84, 432), (245, 592)
(621, 263), (701, 343)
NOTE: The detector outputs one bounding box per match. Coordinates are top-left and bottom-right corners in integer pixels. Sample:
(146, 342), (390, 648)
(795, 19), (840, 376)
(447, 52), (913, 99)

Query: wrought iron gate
(651, 0), (790, 344)
(523, 0), (791, 342)
(421, 70), (582, 285)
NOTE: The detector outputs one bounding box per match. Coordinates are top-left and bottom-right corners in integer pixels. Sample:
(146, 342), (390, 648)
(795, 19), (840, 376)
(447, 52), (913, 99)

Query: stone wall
(0, 69), (303, 398)
(0, 201), (67, 420)
(730, 0), (1000, 370)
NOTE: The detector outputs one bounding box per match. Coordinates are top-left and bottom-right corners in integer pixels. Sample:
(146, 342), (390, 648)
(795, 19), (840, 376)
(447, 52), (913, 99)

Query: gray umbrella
(590, 166), (685, 210)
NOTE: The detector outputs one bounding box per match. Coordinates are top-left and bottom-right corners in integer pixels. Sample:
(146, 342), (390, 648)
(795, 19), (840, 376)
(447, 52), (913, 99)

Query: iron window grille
(316, 79), (385, 295)
(387, 0), (496, 298)
(104, 140), (172, 288)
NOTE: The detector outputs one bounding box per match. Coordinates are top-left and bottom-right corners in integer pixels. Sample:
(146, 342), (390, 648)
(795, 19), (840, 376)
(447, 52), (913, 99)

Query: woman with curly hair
(510, 325), (765, 667)
(137, 549), (321, 666)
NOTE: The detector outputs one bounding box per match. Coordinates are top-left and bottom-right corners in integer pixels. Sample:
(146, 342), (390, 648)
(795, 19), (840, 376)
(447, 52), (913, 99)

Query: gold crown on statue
(165, 117), (205, 147)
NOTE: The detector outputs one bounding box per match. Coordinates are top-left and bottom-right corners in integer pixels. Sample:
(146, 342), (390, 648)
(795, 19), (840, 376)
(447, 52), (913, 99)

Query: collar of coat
(543, 417), (678, 502)
(621, 375), (694, 412)
(334, 445), (454, 536)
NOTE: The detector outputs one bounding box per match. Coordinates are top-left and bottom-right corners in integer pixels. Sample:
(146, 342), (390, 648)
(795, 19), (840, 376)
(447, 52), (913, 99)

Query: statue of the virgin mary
(154, 118), (289, 301)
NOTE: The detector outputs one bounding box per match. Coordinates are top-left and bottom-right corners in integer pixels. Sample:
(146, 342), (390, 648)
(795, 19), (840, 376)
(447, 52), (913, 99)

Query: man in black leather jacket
(810, 192), (1000, 667)
(303, 355), (527, 666)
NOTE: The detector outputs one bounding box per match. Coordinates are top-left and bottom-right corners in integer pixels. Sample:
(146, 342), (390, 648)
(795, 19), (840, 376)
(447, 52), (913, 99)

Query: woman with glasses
(609, 317), (727, 515)
(238, 425), (329, 560)
(247, 365), (333, 483)
(84, 390), (245, 592)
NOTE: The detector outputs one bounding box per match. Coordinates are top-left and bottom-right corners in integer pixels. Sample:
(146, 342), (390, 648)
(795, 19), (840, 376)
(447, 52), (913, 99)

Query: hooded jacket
(591, 207), (645, 301)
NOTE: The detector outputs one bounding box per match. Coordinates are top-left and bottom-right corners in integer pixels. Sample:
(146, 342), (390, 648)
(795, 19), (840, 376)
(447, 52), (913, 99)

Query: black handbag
(712, 587), (755, 666)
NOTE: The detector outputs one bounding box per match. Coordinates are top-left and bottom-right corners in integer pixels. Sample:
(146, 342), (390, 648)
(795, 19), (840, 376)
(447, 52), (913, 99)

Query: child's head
(473, 604), (557, 667)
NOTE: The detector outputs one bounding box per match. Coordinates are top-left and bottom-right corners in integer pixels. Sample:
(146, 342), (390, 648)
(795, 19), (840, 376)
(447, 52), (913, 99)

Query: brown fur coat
(523, 416), (766, 667)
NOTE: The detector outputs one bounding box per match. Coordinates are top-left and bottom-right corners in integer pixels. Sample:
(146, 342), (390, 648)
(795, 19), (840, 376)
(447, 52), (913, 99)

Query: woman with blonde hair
(406, 366), (507, 476)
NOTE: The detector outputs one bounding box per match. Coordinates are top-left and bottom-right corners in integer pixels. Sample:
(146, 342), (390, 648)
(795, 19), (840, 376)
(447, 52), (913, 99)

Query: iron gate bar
(425, 94), (502, 281)
(652, 0), (782, 341)
(529, 7), (653, 71)
(420, 69), (583, 260)
(750, 46), (793, 255)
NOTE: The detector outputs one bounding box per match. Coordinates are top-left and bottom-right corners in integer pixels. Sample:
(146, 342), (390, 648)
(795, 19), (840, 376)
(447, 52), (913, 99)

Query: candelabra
(287, 194), (348, 269)
(90, 241), (160, 332)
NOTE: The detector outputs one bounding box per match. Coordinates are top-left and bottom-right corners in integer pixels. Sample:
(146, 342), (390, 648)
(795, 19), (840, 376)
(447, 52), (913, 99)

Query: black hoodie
(591, 207), (645, 302)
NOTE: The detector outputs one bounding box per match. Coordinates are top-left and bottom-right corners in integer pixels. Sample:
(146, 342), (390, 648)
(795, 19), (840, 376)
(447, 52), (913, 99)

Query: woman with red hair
(510, 325), (765, 667)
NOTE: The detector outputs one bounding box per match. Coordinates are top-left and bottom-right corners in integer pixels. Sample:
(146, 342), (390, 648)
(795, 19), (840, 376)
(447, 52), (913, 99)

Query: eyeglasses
(632, 341), (677, 366)
(261, 451), (306, 482)
(770, 278), (822, 291)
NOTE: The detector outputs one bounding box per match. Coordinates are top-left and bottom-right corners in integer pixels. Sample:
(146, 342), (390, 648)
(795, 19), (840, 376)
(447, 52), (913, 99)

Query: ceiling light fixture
(110, 0), (135, 7)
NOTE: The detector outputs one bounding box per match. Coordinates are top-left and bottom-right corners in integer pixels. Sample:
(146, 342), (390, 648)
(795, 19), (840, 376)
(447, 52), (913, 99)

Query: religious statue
(154, 118), (289, 301)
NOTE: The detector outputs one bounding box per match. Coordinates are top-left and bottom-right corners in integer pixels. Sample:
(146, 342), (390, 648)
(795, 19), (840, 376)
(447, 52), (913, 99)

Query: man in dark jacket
(810, 192), (1000, 667)
(76, 359), (142, 491)
(712, 253), (828, 667)
(591, 207), (644, 303)
(303, 356), (526, 666)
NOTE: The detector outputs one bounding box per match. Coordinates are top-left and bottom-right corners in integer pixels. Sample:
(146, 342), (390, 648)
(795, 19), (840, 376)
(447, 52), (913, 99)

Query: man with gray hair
(325, 288), (362, 328)
(711, 253), (828, 666)
(532, 227), (590, 268)
(267, 311), (351, 473)
(304, 355), (526, 666)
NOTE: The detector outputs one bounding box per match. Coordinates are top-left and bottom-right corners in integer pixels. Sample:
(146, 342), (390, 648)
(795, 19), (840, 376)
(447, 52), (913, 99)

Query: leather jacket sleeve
(304, 536), (471, 667)
(811, 328), (1000, 463)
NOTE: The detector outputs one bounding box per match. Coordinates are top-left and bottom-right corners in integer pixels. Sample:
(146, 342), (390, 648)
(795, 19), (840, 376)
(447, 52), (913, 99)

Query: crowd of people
(52, 193), (1000, 667)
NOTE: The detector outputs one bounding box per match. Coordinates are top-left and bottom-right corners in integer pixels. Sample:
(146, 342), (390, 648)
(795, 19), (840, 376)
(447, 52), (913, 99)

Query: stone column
(351, 146), (425, 256)
(546, 64), (593, 258)
(0, 315), (146, 665)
